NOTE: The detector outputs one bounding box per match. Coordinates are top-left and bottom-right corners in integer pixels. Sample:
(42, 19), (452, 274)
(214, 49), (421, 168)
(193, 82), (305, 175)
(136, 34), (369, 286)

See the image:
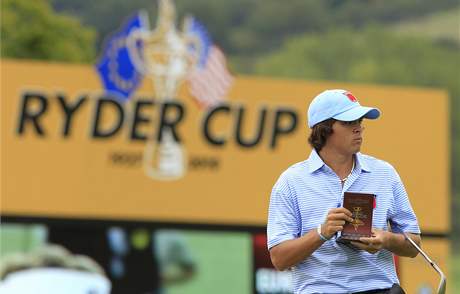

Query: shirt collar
(308, 150), (372, 173)
(307, 149), (325, 173)
(355, 152), (371, 173)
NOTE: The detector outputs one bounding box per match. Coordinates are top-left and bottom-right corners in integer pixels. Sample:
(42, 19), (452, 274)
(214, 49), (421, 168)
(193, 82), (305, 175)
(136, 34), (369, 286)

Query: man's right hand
(321, 207), (354, 239)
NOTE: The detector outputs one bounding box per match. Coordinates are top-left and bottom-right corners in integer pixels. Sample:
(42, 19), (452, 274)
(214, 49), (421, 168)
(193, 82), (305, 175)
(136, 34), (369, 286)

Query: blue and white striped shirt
(267, 150), (420, 294)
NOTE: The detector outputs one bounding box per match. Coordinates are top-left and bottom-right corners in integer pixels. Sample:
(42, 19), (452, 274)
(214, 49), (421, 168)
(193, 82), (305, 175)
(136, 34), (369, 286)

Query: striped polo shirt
(267, 150), (420, 293)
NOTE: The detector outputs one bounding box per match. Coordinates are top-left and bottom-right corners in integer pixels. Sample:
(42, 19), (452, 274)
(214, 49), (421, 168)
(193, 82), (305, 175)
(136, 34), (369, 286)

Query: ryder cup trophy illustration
(127, 0), (199, 180)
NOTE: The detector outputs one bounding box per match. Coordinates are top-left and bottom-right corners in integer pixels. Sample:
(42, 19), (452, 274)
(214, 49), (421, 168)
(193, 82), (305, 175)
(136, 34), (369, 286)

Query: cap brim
(333, 106), (380, 121)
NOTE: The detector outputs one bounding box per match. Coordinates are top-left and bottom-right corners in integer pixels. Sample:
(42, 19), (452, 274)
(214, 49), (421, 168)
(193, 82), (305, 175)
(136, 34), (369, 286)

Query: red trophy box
(337, 192), (375, 243)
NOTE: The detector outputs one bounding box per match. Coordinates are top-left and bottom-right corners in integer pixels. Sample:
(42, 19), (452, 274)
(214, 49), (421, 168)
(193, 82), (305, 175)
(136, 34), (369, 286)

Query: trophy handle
(181, 16), (205, 70)
(126, 29), (150, 75)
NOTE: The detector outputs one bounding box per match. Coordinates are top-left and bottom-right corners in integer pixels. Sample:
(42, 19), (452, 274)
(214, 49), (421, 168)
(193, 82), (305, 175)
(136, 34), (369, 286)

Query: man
(267, 89), (421, 293)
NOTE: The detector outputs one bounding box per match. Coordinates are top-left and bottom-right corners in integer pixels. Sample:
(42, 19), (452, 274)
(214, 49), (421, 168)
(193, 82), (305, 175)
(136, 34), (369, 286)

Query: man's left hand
(350, 228), (388, 254)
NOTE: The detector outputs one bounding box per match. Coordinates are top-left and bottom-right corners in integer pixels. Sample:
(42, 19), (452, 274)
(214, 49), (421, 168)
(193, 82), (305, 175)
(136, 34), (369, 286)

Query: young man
(267, 89), (421, 293)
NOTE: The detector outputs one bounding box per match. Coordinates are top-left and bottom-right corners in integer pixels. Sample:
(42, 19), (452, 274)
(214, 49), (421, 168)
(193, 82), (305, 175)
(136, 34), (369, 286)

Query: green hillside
(391, 7), (460, 43)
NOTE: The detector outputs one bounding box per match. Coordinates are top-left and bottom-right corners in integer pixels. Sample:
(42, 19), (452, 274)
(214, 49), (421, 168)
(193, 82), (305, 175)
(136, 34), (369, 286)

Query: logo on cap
(345, 92), (358, 102)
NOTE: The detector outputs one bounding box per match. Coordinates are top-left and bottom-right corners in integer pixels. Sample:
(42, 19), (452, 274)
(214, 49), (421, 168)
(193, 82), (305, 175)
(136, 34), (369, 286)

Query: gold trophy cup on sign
(127, 0), (198, 180)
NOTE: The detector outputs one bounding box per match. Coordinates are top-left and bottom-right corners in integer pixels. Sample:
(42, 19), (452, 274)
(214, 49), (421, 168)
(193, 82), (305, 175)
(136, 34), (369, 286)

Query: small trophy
(337, 192), (375, 244)
(126, 0), (199, 180)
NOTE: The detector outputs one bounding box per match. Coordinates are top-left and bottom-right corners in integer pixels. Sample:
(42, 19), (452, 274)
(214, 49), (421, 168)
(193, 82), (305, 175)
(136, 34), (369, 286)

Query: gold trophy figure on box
(350, 207), (364, 231)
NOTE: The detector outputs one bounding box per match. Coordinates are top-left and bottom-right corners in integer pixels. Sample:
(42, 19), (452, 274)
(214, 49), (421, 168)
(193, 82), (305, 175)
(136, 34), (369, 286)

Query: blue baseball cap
(307, 89), (381, 128)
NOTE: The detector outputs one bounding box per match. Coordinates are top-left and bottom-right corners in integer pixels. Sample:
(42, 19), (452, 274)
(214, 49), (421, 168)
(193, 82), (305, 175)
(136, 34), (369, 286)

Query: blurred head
(0, 244), (110, 294)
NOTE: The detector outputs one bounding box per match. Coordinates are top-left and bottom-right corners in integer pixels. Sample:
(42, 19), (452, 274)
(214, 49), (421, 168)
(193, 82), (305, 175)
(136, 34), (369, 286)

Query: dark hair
(308, 119), (335, 152)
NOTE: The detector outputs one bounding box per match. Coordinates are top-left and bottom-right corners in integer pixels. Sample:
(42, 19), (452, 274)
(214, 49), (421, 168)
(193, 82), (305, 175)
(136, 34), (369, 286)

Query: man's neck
(318, 147), (354, 179)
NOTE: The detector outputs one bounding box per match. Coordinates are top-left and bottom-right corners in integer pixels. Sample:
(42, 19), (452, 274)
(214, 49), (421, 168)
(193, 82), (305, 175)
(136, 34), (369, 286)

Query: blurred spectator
(0, 244), (111, 293)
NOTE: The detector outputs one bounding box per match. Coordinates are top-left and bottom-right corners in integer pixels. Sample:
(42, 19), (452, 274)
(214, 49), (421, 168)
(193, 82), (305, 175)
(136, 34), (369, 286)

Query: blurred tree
(1, 0), (96, 63)
(255, 29), (459, 89)
(51, 0), (157, 53)
(51, 0), (459, 55)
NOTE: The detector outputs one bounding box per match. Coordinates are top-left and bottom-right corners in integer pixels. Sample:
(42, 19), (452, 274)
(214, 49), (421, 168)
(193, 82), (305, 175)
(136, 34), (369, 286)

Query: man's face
(326, 118), (364, 155)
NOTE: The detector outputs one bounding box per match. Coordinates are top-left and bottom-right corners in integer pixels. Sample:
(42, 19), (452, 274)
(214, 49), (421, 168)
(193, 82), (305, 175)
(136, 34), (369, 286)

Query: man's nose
(353, 125), (364, 133)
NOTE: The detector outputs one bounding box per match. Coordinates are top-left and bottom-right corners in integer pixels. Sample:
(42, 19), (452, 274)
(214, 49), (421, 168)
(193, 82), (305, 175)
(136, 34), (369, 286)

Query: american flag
(185, 17), (233, 108)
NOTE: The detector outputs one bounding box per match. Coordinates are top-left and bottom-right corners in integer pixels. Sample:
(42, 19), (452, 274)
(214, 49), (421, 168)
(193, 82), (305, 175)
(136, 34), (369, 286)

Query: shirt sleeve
(267, 173), (301, 250)
(388, 167), (421, 234)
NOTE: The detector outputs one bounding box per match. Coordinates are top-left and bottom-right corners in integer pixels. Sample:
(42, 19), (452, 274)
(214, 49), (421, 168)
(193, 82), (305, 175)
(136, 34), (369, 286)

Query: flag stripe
(187, 43), (233, 107)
